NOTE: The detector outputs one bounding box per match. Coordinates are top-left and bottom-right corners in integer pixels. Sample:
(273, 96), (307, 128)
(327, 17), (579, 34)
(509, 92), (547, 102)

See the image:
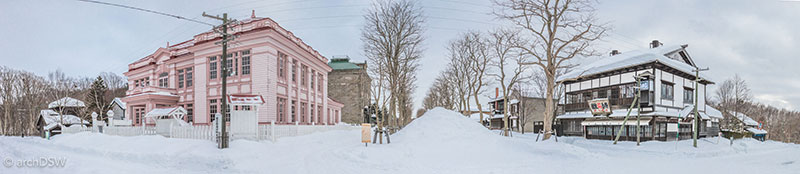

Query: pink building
(122, 14), (344, 126)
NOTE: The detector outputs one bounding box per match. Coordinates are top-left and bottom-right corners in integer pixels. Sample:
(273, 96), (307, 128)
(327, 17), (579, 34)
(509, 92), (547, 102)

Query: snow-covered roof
(48, 97), (86, 108)
(489, 114), (517, 119)
(127, 91), (178, 98)
(111, 97), (126, 109)
(704, 105), (724, 119)
(558, 45), (711, 83)
(731, 111), (758, 126)
(145, 107), (187, 118)
(39, 109), (90, 130)
(678, 105), (694, 118)
(746, 127), (767, 135)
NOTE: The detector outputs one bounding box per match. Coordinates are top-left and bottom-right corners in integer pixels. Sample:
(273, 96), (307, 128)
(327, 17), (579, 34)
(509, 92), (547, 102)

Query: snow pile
(2, 108), (799, 174)
(393, 107), (497, 145)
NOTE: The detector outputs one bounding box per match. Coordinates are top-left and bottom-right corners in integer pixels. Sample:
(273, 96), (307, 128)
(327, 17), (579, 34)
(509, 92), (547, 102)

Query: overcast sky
(1, 0), (799, 111)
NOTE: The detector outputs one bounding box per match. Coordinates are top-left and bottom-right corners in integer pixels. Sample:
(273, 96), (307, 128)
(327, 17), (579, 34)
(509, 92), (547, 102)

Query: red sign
(588, 99), (612, 116)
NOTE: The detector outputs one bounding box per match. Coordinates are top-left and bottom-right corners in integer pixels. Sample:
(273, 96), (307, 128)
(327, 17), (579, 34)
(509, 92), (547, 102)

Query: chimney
(495, 88), (499, 98)
(251, 10), (256, 18)
(650, 40), (662, 48)
(609, 50), (621, 56)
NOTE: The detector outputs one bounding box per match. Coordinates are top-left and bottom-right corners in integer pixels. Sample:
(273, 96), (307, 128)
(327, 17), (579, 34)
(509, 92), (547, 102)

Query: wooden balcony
(562, 97), (636, 112)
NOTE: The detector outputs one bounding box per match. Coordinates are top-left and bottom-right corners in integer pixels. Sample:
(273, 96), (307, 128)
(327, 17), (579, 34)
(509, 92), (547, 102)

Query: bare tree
(462, 31), (492, 123)
(423, 71), (457, 110)
(0, 66), (20, 135)
(47, 70), (81, 125)
(487, 28), (530, 136)
(715, 74), (752, 133)
(494, 0), (607, 140)
(362, 0), (425, 128)
(415, 108), (427, 118)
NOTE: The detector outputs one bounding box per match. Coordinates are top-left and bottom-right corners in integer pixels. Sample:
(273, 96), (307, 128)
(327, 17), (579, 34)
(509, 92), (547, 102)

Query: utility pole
(692, 67), (709, 148)
(614, 72), (651, 145)
(203, 12), (236, 149)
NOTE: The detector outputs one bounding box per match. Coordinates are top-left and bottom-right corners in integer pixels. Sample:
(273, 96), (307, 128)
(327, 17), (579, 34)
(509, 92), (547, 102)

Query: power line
(76, 0), (215, 27)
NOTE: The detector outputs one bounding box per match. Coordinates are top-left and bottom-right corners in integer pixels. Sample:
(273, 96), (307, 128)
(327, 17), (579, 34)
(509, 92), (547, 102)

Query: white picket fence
(105, 126), (157, 136)
(61, 126), (93, 134)
(61, 122), (357, 142)
(170, 124), (215, 141)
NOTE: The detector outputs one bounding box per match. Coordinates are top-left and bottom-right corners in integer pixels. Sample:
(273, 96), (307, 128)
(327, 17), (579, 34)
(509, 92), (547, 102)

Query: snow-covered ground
(1, 108), (798, 173)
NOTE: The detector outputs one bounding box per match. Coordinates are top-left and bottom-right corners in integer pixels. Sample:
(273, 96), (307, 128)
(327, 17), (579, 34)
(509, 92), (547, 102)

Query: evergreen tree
(86, 76), (109, 122)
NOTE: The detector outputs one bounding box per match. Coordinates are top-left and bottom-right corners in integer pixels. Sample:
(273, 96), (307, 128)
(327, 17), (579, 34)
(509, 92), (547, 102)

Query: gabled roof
(110, 97), (126, 109)
(48, 97), (86, 108)
(731, 111), (759, 126)
(558, 45), (712, 83)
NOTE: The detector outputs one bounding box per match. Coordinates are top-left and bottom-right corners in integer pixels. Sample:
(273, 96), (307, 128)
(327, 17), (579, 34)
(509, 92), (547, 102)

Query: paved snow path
(1, 108), (799, 173)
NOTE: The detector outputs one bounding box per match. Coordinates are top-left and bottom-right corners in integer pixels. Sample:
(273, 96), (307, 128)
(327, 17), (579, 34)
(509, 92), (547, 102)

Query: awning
(581, 119), (651, 126)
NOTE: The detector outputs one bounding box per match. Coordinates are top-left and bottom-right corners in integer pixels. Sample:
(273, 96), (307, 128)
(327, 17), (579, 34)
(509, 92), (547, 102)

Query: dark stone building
(327, 57), (371, 124)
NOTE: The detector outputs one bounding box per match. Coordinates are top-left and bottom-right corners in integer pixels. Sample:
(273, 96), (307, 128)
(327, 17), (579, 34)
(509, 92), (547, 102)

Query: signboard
(588, 99), (612, 116)
(667, 123), (678, 132)
(361, 123), (372, 144)
(227, 94), (265, 105)
(639, 80), (650, 91)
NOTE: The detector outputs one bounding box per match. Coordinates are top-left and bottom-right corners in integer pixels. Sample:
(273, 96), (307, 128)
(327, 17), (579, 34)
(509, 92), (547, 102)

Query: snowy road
(2, 108), (799, 174)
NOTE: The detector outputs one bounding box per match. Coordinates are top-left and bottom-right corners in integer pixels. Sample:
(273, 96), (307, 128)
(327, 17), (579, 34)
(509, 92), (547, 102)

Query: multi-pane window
(185, 67), (193, 87)
(178, 69), (185, 88)
(661, 82), (674, 100)
(278, 52), (287, 79)
(301, 65), (308, 86)
(318, 105), (323, 123)
(301, 102), (307, 123)
(318, 73), (323, 91)
(310, 104), (316, 123)
(277, 97), (286, 123)
(242, 56), (251, 75)
(158, 72), (169, 88)
(134, 108), (144, 125)
(291, 100), (297, 122)
(291, 60), (297, 82)
(684, 88), (694, 104)
(226, 54), (234, 77)
(209, 56), (218, 79)
(310, 70), (316, 90)
(186, 104), (193, 123)
(210, 99), (218, 122)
